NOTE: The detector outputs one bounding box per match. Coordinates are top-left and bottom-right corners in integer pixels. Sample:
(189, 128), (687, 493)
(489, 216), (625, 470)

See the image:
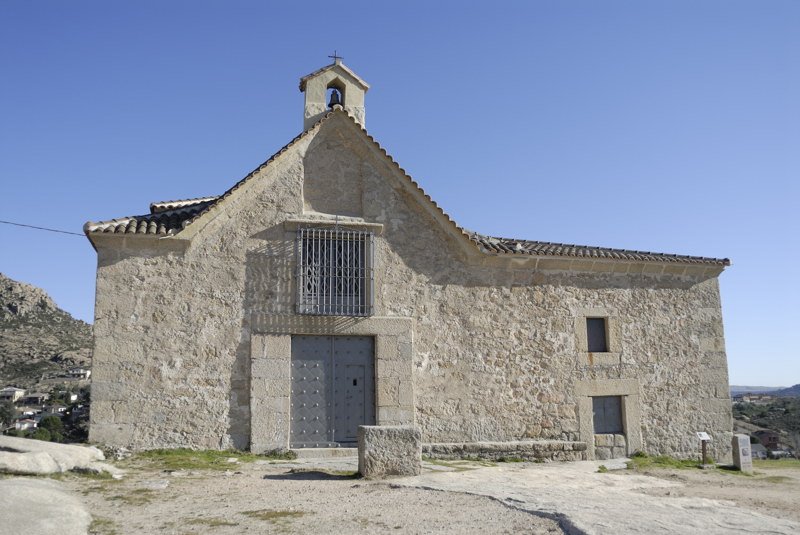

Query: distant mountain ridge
(731, 385), (784, 394)
(772, 384), (800, 397)
(0, 273), (92, 388)
(730, 385), (799, 397)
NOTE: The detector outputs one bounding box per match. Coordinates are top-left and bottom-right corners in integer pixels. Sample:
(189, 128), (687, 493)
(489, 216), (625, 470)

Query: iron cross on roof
(328, 50), (343, 62)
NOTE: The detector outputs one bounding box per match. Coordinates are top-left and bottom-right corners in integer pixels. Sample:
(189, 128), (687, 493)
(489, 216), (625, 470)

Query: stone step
(291, 447), (358, 459)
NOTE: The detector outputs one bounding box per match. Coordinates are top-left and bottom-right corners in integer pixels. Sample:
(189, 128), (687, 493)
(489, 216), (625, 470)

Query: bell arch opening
(326, 79), (346, 109)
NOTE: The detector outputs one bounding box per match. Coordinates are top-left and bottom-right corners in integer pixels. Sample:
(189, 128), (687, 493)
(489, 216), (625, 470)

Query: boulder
(0, 450), (61, 476)
(0, 435), (106, 475)
(358, 425), (422, 478)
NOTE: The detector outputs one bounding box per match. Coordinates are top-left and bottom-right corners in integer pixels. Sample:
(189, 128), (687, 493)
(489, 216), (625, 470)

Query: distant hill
(772, 384), (800, 397)
(730, 385), (787, 396)
(0, 273), (92, 388)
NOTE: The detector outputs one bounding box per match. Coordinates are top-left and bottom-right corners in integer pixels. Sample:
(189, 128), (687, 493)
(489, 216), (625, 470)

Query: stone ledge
(423, 440), (588, 461)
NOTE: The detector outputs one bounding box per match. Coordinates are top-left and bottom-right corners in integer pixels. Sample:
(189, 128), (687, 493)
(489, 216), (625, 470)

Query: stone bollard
(732, 434), (753, 474)
(358, 425), (422, 478)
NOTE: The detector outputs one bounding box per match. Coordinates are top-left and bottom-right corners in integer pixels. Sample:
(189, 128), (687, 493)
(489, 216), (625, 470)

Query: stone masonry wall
(90, 114), (732, 461)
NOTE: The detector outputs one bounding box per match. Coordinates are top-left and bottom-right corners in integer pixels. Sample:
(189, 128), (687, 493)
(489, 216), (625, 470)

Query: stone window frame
(574, 307), (621, 367)
(575, 379), (642, 459)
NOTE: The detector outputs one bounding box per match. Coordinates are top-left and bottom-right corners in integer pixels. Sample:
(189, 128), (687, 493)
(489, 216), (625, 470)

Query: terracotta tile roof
(84, 109), (729, 267)
(150, 197), (219, 213)
(84, 198), (216, 236)
(469, 233), (730, 266)
(299, 61), (370, 92)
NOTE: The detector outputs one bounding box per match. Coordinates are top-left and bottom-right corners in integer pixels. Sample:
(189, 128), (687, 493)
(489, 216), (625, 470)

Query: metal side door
(332, 336), (375, 444)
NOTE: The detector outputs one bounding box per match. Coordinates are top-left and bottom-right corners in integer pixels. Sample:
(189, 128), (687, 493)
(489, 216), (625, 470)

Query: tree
(0, 401), (18, 427)
(39, 415), (64, 442)
(29, 427), (51, 441)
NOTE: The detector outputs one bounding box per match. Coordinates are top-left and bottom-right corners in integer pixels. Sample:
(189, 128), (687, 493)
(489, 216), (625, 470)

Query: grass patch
(89, 517), (118, 535)
(626, 454), (702, 471)
(82, 483), (118, 495)
(497, 456), (524, 463)
(758, 475), (793, 483)
(716, 464), (755, 476)
(754, 458), (800, 469)
(597, 465), (608, 473)
(186, 517), (239, 527)
(122, 448), (296, 471)
(108, 488), (155, 506)
(241, 509), (307, 522)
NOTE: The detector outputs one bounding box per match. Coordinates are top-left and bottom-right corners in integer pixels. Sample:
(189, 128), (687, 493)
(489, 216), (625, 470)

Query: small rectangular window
(593, 396), (623, 434)
(296, 228), (373, 316)
(586, 317), (608, 352)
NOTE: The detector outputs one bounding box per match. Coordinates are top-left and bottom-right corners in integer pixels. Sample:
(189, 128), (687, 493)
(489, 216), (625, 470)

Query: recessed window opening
(593, 396), (623, 434)
(296, 227), (373, 316)
(586, 317), (608, 352)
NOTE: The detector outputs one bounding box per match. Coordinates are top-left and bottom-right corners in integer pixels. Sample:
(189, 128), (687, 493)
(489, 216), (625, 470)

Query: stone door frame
(249, 315), (413, 453)
(574, 378), (643, 460)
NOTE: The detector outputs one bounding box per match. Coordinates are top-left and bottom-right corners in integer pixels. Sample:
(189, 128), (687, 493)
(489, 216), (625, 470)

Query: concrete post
(732, 434), (753, 474)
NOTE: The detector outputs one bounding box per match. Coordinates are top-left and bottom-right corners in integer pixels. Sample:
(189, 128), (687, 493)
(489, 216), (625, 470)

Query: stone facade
(85, 61), (733, 462)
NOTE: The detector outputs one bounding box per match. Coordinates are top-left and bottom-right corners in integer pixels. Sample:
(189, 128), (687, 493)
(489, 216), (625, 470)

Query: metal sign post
(696, 432), (712, 466)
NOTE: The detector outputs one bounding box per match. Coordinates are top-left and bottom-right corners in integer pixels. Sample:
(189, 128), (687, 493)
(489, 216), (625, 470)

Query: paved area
(395, 459), (800, 535)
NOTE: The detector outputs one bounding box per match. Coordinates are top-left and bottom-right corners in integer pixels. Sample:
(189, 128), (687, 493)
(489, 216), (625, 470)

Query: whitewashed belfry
(300, 56), (370, 131)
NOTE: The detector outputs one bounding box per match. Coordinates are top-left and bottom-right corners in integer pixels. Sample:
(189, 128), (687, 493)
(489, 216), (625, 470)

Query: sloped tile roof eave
(471, 234), (730, 267)
(83, 109), (730, 268)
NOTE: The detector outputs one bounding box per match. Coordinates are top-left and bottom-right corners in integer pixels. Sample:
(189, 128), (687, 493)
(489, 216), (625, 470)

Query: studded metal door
(332, 336), (375, 443)
(290, 335), (374, 448)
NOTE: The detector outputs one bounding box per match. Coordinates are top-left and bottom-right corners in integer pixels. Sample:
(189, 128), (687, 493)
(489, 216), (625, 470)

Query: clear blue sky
(1, 1), (797, 386)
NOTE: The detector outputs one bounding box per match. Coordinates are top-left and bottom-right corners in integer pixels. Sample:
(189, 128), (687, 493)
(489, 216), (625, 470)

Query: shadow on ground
(264, 469), (360, 481)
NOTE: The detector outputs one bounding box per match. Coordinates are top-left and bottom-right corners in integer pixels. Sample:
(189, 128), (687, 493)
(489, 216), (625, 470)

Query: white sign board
(696, 432), (711, 441)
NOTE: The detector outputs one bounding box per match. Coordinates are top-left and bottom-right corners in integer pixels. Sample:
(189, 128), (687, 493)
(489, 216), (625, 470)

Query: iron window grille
(295, 227), (374, 316)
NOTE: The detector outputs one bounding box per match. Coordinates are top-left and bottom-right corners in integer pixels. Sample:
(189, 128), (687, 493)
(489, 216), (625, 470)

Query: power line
(0, 220), (84, 237)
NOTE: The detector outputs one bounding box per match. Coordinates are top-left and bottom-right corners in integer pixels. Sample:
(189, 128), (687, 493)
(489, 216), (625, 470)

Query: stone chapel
(84, 59), (733, 461)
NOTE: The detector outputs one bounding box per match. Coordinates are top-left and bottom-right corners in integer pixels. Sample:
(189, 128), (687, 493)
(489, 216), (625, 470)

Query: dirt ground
(59, 458), (800, 535)
(67, 460), (563, 535)
(628, 460), (800, 524)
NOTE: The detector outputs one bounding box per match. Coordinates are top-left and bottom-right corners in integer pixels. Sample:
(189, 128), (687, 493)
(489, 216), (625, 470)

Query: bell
(327, 88), (341, 109)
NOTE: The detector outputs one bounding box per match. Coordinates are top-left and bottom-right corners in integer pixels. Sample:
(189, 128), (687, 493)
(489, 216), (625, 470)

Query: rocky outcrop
(0, 435), (118, 476)
(0, 273), (92, 388)
(0, 478), (91, 535)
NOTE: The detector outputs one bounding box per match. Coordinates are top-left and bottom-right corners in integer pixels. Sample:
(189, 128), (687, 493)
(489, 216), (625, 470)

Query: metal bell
(327, 88), (341, 108)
